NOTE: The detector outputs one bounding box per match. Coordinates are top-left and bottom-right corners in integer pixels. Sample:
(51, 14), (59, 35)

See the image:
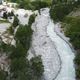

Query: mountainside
(0, 0), (80, 80)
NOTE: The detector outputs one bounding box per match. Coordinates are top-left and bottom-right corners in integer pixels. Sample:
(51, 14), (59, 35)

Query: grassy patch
(0, 19), (10, 23)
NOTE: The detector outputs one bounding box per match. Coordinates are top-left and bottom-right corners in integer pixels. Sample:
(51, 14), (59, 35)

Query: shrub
(64, 17), (80, 49)
(10, 57), (32, 80)
(28, 14), (36, 26)
(50, 3), (74, 21)
(3, 12), (8, 19)
(17, 0), (50, 10)
(31, 0), (49, 10)
(10, 57), (29, 72)
(15, 25), (33, 50)
(0, 41), (14, 54)
(0, 70), (7, 80)
(30, 55), (44, 78)
(18, 0), (30, 9)
(12, 16), (19, 28)
(7, 26), (14, 35)
(74, 52), (80, 65)
(9, 43), (27, 59)
(76, 68), (80, 79)
(8, 11), (14, 17)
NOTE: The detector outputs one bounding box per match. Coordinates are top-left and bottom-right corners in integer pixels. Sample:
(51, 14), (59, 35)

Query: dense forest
(9, 0), (51, 10)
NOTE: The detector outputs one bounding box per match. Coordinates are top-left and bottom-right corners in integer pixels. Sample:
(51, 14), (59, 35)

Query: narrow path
(47, 20), (75, 80)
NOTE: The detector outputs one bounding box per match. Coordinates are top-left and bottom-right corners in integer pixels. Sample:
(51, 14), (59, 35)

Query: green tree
(3, 12), (8, 19)
(0, 70), (7, 80)
(8, 11), (14, 17)
(0, 41), (14, 54)
(7, 26), (14, 35)
(30, 55), (44, 78)
(10, 57), (33, 80)
(15, 25), (33, 50)
(12, 16), (19, 28)
(28, 14), (36, 26)
(50, 3), (74, 21)
(18, 0), (30, 9)
(9, 43), (27, 59)
(76, 68), (80, 79)
(64, 17), (80, 49)
(74, 53), (80, 66)
(10, 57), (29, 72)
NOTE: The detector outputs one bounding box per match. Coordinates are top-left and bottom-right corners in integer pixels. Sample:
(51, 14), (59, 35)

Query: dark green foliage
(50, 0), (80, 22)
(8, 11), (14, 17)
(64, 17), (80, 49)
(10, 56), (44, 80)
(10, 0), (16, 3)
(15, 25), (33, 50)
(12, 16), (19, 28)
(9, 43), (27, 59)
(18, 0), (30, 9)
(12, 0), (49, 10)
(30, 55), (44, 78)
(10, 57), (33, 80)
(28, 14), (36, 26)
(74, 53), (80, 66)
(3, 12), (8, 19)
(0, 41), (14, 54)
(7, 26), (14, 35)
(0, 70), (7, 80)
(76, 68), (80, 79)
(30, 0), (49, 10)
(50, 3), (74, 21)
(10, 57), (29, 72)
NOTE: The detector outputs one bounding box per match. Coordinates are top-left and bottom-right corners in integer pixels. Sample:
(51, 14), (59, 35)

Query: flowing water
(47, 20), (75, 80)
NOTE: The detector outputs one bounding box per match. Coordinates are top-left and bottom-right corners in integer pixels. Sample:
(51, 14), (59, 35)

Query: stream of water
(47, 20), (75, 80)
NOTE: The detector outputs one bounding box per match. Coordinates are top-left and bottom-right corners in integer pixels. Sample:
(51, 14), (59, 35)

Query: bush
(74, 53), (80, 65)
(17, 0), (50, 10)
(7, 26), (14, 35)
(0, 70), (7, 80)
(28, 14), (36, 26)
(10, 57), (44, 80)
(12, 16), (19, 28)
(50, 3), (74, 21)
(30, 55), (44, 78)
(10, 57), (29, 72)
(15, 25), (33, 50)
(9, 43), (27, 59)
(3, 12), (8, 19)
(17, 0), (33, 9)
(10, 57), (32, 80)
(8, 11), (14, 17)
(76, 68), (80, 79)
(31, 1), (49, 10)
(0, 41), (14, 54)
(64, 17), (80, 49)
